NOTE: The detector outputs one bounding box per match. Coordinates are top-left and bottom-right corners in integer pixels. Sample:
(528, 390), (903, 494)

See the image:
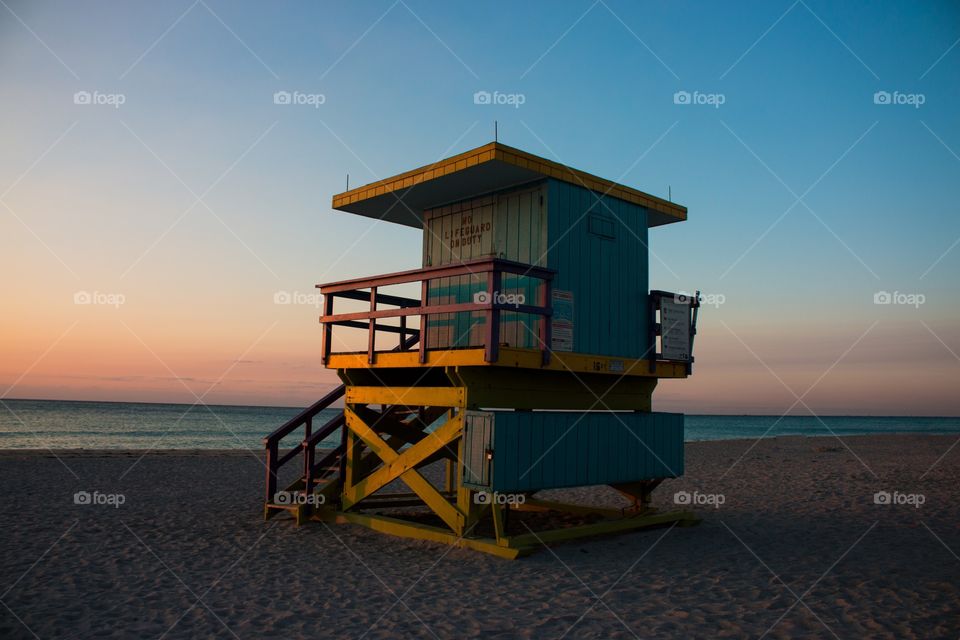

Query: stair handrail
(263, 332), (420, 507)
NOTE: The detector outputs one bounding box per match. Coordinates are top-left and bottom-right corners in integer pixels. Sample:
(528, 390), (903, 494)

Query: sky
(1, 0), (958, 415)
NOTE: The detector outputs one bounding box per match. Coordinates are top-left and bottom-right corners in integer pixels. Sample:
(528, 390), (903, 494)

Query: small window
(588, 213), (615, 239)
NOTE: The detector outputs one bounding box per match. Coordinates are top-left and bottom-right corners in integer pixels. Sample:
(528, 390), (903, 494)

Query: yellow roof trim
(332, 142), (686, 223)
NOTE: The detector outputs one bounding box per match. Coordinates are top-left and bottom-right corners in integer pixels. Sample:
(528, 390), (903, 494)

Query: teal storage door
(470, 411), (683, 492)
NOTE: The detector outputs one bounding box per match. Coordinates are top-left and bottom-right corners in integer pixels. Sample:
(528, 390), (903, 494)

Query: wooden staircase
(263, 333), (420, 523)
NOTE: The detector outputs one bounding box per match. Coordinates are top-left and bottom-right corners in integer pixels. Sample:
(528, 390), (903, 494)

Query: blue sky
(1, 0), (958, 414)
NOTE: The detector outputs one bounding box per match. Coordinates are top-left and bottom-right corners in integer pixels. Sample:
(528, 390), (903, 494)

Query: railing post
(321, 292), (333, 365)
(540, 275), (552, 366)
(302, 416), (314, 498)
(265, 440), (278, 504)
(399, 315), (407, 350)
(484, 268), (501, 363)
(367, 287), (377, 364)
(419, 279), (429, 364)
(303, 440), (315, 498)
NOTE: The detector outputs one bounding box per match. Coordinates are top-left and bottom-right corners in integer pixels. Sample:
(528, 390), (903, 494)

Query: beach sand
(0, 434), (957, 638)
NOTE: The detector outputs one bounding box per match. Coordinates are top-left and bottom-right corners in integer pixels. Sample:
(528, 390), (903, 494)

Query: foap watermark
(873, 91), (925, 109)
(874, 290), (925, 308)
(473, 90), (526, 108)
(274, 290), (323, 307)
(274, 491), (326, 506)
(74, 290), (125, 308)
(473, 290), (525, 307)
(675, 291), (724, 308)
(73, 90), (126, 109)
(673, 90), (725, 108)
(674, 490), (725, 509)
(873, 490), (924, 509)
(74, 490), (126, 508)
(273, 90), (326, 108)
(473, 491), (526, 506)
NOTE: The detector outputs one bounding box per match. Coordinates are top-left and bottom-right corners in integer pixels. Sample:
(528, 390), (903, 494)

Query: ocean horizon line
(2, 397), (958, 419)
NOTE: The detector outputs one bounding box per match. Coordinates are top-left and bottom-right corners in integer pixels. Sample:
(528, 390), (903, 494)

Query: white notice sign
(551, 290), (574, 352)
(660, 298), (691, 361)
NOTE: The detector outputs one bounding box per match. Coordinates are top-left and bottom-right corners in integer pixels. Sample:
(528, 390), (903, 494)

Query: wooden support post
(344, 427), (356, 493)
(367, 287), (377, 364)
(265, 441), (278, 507)
(321, 293), (333, 364)
(419, 280), (429, 363)
(612, 479), (663, 514)
(484, 270), (501, 363)
(491, 503), (506, 542)
(540, 276), (552, 365)
(303, 420), (315, 498)
(444, 410), (456, 492)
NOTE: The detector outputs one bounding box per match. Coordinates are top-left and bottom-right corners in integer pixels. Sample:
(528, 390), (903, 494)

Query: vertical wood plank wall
(461, 410), (685, 492)
(546, 179), (651, 359)
(422, 183), (547, 350)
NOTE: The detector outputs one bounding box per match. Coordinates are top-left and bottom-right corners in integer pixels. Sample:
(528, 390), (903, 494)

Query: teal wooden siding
(422, 184), (547, 349)
(545, 179), (652, 359)
(462, 410), (684, 492)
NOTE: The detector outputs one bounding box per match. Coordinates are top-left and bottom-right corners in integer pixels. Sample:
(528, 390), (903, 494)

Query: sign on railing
(650, 290), (700, 373)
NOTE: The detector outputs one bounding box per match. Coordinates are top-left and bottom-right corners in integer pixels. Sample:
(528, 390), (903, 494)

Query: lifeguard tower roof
(332, 142), (686, 229)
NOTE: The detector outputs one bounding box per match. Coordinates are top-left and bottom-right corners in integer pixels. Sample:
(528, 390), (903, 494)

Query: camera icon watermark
(273, 491), (326, 506)
(74, 490), (126, 508)
(673, 490), (725, 509)
(873, 290), (925, 308)
(473, 491), (526, 506)
(873, 490), (924, 508)
(675, 291), (724, 308)
(73, 90), (126, 109)
(673, 90), (725, 108)
(473, 90), (526, 108)
(873, 90), (925, 108)
(273, 90), (325, 108)
(473, 290), (525, 307)
(273, 290), (323, 307)
(74, 290), (125, 308)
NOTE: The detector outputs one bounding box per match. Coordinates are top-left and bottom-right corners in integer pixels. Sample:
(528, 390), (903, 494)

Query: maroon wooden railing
(263, 385), (345, 505)
(263, 333), (420, 506)
(318, 257), (555, 366)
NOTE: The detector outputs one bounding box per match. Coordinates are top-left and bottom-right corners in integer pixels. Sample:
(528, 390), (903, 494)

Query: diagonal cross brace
(342, 407), (464, 532)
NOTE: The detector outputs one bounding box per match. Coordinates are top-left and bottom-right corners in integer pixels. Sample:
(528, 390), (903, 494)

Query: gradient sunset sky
(1, 1), (958, 415)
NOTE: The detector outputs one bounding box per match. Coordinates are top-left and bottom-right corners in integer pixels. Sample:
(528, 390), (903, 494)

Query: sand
(0, 434), (957, 639)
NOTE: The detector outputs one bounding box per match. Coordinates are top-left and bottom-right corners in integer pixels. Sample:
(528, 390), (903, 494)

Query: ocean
(1, 399), (958, 450)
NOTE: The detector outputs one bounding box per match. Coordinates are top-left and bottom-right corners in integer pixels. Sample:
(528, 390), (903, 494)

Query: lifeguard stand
(263, 142), (701, 558)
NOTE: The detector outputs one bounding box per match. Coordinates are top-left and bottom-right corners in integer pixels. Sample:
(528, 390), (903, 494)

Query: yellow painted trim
(336, 512), (530, 560)
(331, 142), (686, 223)
(327, 348), (688, 379)
(345, 385), (466, 407)
(329, 349), (487, 369)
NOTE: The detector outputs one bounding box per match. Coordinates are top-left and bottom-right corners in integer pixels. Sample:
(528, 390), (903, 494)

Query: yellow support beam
(345, 386), (466, 407)
(336, 511), (533, 560)
(327, 348), (689, 380)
